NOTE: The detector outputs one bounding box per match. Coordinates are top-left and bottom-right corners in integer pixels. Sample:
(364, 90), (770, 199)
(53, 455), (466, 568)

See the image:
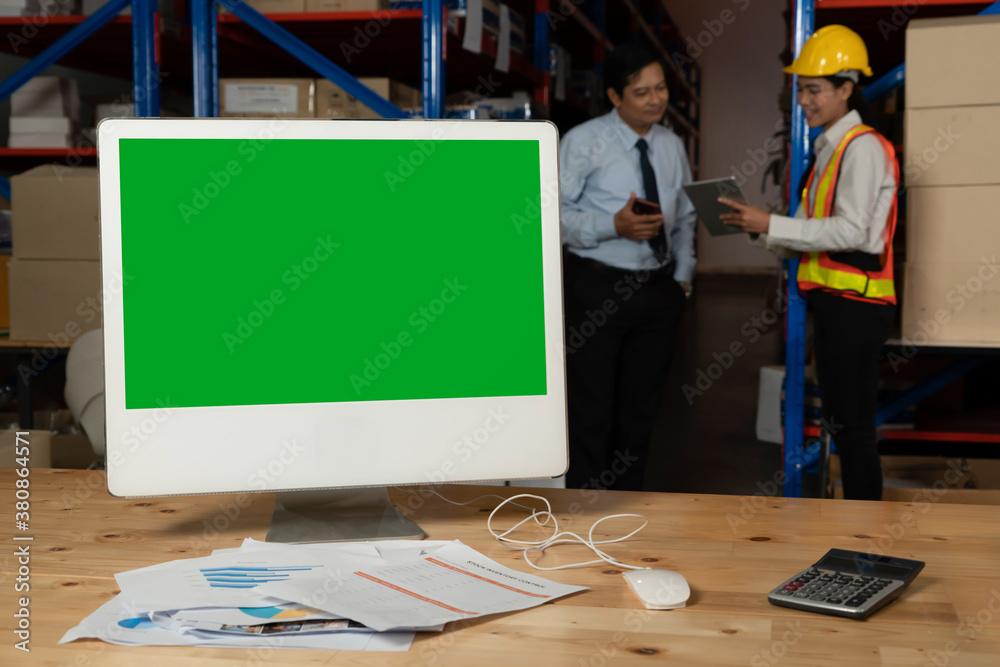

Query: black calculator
(767, 549), (925, 619)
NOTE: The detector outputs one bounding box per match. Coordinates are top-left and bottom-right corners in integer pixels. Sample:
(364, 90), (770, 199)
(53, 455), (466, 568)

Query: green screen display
(118, 137), (546, 409)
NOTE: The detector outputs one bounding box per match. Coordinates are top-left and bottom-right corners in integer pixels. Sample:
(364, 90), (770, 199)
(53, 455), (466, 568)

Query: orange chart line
(425, 557), (550, 599)
(353, 571), (479, 615)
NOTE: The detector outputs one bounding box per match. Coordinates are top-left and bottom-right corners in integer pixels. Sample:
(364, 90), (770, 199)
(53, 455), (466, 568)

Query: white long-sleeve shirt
(760, 110), (896, 255)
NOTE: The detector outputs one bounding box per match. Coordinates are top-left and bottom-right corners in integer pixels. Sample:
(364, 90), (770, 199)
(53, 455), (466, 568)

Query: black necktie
(636, 138), (667, 262)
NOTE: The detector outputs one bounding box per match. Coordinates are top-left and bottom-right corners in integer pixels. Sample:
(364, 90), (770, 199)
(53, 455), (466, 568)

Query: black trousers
(563, 252), (686, 491)
(809, 290), (895, 501)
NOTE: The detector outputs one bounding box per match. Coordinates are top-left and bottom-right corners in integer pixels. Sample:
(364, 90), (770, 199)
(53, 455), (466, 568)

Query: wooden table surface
(2, 469), (999, 666)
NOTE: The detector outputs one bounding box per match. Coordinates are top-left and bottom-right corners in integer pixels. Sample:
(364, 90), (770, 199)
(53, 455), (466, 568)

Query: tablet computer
(682, 177), (747, 236)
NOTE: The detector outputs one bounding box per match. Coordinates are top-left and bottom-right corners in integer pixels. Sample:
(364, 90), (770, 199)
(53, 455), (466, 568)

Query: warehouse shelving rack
(0, 0), (701, 199)
(782, 0), (1000, 497)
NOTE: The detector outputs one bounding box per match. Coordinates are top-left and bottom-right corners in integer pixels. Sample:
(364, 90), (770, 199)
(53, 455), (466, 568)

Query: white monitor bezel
(98, 118), (567, 497)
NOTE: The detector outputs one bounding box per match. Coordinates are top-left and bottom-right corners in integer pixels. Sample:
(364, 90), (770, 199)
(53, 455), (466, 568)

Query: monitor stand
(265, 487), (424, 544)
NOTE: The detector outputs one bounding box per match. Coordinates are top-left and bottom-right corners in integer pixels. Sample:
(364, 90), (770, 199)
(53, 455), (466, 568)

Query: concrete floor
(645, 272), (786, 495)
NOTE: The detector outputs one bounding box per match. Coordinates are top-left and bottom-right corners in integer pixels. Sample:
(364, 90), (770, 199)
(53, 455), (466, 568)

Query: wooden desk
(3, 469), (1000, 666)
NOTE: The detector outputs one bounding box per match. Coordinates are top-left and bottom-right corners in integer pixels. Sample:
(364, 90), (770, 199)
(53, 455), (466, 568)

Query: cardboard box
(904, 106), (1000, 187)
(220, 0), (304, 14)
(907, 186), (1000, 265)
(882, 456), (1000, 491)
(82, 0), (175, 17)
(52, 433), (97, 469)
(11, 164), (100, 260)
(907, 15), (1000, 109)
(305, 0), (386, 10)
(220, 78), (315, 117)
(0, 430), (51, 468)
(316, 77), (421, 118)
(8, 258), (101, 342)
(94, 101), (134, 121)
(0, 429), (94, 468)
(902, 261), (1000, 345)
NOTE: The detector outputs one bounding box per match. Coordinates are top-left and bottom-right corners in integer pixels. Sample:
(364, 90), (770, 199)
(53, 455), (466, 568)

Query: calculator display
(818, 555), (912, 578)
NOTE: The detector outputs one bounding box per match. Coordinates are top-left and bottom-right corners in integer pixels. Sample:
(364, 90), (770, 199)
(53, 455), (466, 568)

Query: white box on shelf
(8, 133), (75, 148)
(10, 116), (75, 134)
(94, 102), (135, 122)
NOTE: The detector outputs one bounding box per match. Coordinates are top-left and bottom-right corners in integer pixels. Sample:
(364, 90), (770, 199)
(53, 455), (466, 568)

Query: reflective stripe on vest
(796, 124), (898, 304)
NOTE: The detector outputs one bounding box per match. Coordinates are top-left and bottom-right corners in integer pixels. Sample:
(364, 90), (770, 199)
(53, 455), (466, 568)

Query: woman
(720, 25), (898, 501)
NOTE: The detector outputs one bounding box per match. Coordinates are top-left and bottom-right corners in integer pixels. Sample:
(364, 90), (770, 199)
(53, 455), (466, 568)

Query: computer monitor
(97, 117), (567, 543)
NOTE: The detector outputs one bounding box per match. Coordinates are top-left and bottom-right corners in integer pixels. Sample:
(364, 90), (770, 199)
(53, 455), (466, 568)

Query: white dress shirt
(761, 110), (896, 255)
(559, 108), (698, 283)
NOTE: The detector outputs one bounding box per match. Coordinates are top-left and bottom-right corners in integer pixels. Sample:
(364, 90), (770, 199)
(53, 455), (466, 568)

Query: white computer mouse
(623, 568), (691, 610)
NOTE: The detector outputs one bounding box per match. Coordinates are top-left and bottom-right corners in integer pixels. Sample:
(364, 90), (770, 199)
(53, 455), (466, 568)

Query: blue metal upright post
(589, 0), (606, 79)
(192, 0), (219, 117)
(132, 0), (160, 116)
(782, 0), (814, 498)
(863, 63), (905, 103)
(533, 1), (549, 81)
(422, 0), (445, 118)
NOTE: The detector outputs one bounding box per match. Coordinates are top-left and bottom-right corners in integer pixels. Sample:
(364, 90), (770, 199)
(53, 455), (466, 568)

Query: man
(560, 42), (696, 491)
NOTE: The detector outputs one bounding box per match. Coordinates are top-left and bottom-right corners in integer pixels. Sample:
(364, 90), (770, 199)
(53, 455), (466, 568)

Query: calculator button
(777, 590), (794, 596)
(827, 598), (843, 605)
(860, 576), (873, 582)
(846, 598), (864, 607)
(793, 592), (811, 599)
(783, 584), (798, 591)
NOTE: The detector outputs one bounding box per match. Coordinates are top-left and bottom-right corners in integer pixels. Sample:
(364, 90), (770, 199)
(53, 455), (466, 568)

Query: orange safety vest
(796, 124), (899, 305)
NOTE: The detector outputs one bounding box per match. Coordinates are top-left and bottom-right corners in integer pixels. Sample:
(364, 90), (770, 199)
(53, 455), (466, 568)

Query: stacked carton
(305, 0), (387, 10)
(8, 165), (101, 342)
(81, 0), (174, 16)
(219, 78), (317, 118)
(218, 0), (387, 14)
(219, 77), (420, 119)
(316, 77), (421, 118)
(9, 77), (80, 148)
(902, 15), (1000, 345)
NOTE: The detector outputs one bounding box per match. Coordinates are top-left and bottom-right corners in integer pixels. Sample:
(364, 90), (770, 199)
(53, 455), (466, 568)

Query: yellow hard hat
(784, 25), (873, 78)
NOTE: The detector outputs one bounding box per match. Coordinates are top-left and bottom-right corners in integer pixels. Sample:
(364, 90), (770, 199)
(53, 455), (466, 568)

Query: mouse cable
(395, 488), (649, 572)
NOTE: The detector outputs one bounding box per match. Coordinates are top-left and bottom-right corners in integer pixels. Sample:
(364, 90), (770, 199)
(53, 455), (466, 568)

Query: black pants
(810, 290), (895, 501)
(563, 252), (686, 491)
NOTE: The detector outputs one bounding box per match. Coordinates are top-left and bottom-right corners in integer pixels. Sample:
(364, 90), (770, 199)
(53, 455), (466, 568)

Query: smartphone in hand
(632, 198), (661, 215)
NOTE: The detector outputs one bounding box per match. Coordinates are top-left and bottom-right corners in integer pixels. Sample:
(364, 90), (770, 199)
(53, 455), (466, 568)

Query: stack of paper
(61, 539), (586, 652)
(9, 77), (80, 148)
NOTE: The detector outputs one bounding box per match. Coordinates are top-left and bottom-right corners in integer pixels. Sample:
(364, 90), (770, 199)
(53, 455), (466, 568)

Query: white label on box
(462, 0), (483, 54)
(224, 84), (299, 114)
